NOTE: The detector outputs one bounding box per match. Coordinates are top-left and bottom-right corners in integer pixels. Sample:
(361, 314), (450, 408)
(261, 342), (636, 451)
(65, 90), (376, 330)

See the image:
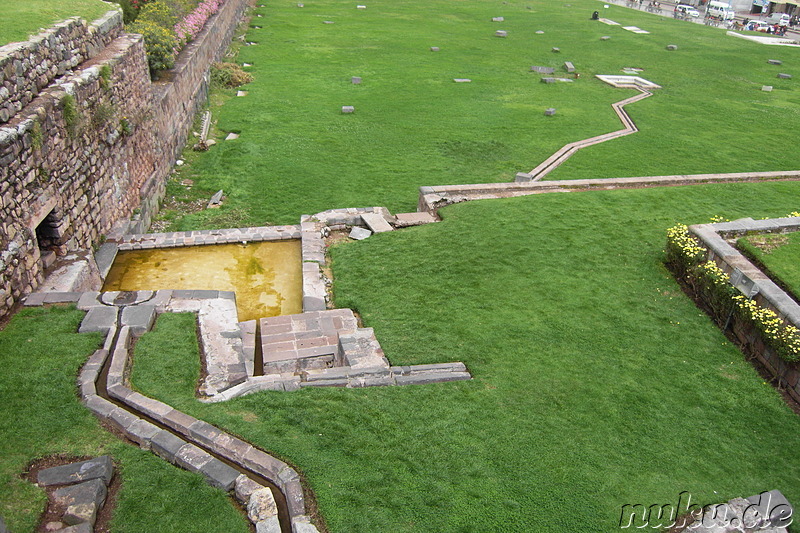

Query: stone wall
(0, 0), (251, 318)
(0, 11), (122, 124)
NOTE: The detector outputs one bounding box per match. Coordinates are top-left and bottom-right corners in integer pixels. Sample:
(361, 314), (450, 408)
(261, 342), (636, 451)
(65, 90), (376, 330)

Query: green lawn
(132, 181), (800, 532)
(0, 0), (115, 46)
(164, 0), (799, 228)
(739, 230), (800, 299)
(0, 306), (249, 533)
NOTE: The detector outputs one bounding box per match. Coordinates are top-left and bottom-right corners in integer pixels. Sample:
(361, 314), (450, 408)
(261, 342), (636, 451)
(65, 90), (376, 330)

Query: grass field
(739, 230), (800, 299)
(132, 182), (800, 532)
(0, 0), (115, 46)
(0, 306), (249, 533)
(163, 0), (799, 229)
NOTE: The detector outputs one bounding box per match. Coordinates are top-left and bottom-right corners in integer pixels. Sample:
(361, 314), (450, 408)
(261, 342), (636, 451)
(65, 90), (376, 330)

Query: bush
(210, 62), (253, 88)
(129, 19), (177, 75)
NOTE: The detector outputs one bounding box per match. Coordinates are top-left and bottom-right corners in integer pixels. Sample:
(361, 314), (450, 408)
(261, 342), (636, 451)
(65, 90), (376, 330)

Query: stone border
(418, 171), (800, 213)
(76, 321), (316, 533)
(688, 217), (800, 403)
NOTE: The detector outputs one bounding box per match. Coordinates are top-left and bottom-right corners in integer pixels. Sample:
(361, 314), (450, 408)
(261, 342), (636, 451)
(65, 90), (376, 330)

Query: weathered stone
(551, 47), (560, 52)
(492, 17), (504, 21)
(53, 478), (107, 526)
(430, 46), (439, 51)
(515, 172), (532, 182)
(495, 30), (507, 37)
(531, 66), (555, 74)
(150, 430), (186, 462)
(564, 61), (575, 73)
(350, 76), (361, 84)
(38, 456), (113, 486)
(360, 213), (393, 233)
(292, 519), (321, 533)
(78, 306), (117, 333)
(600, 35), (610, 40)
(120, 305), (156, 336)
(666, 44), (678, 50)
(199, 457), (239, 491)
(348, 226), (371, 240)
(777, 73), (792, 79)
(256, 517), (282, 533)
(0, 516), (6, 533)
(762, 86), (773, 92)
(544, 108), (556, 116)
(235, 474), (264, 503)
(768, 59), (782, 65)
(341, 105), (354, 113)
(248, 487), (278, 522)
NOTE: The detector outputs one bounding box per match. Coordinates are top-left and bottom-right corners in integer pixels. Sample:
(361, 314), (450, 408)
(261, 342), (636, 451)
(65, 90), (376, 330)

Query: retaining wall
(0, 0), (251, 318)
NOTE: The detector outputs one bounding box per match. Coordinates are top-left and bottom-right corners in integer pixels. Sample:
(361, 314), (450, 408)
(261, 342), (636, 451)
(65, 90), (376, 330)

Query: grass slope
(0, 0), (114, 46)
(133, 181), (800, 532)
(0, 306), (248, 533)
(739, 230), (800, 299)
(168, 0), (799, 228)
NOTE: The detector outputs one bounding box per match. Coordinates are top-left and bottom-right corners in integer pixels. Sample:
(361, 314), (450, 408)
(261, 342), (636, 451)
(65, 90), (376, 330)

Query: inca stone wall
(0, 0), (251, 318)
(0, 12), (122, 125)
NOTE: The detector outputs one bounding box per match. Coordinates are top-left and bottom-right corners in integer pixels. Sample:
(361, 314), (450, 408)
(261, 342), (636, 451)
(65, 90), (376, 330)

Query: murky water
(102, 241), (302, 321)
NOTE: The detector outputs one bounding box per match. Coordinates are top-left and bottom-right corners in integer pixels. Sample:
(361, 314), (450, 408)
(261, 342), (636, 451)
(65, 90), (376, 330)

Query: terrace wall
(0, 0), (251, 318)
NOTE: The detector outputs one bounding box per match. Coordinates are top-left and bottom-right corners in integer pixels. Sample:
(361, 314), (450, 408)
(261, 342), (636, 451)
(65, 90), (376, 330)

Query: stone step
(394, 212), (438, 227)
(360, 212), (394, 233)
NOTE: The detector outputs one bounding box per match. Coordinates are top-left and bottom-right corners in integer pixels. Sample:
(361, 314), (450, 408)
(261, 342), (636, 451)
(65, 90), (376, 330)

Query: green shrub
(113, 0), (140, 24)
(128, 19), (177, 75)
(91, 102), (116, 129)
(99, 65), (112, 90)
(60, 94), (81, 138)
(30, 119), (43, 151)
(210, 62), (254, 89)
(135, 1), (178, 28)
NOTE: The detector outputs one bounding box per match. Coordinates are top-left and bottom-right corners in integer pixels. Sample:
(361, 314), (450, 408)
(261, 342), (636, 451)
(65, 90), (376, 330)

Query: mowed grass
(0, 0), (115, 46)
(168, 0), (799, 228)
(739, 230), (800, 299)
(132, 181), (800, 532)
(0, 306), (249, 533)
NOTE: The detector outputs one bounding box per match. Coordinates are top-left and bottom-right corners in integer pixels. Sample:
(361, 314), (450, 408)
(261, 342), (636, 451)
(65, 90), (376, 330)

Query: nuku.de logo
(618, 491), (793, 529)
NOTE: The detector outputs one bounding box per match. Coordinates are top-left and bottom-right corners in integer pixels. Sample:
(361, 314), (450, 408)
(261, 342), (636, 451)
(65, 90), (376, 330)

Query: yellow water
(102, 241), (303, 321)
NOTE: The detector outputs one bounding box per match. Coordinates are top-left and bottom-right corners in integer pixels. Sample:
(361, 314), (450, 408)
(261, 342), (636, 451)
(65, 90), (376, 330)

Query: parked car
(675, 4), (700, 17)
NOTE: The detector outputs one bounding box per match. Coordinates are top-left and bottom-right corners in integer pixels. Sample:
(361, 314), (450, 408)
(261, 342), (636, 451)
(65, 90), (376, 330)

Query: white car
(675, 4), (701, 17)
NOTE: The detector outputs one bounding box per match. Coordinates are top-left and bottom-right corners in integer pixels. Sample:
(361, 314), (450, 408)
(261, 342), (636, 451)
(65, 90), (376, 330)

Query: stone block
(126, 419), (161, 448)
(54, 478), (107, 526)
(564, 61), (575, 73)
(544, 108), (556, 116)
(351, 76), (361, 84)
(551, 47), (560, 52)
(430, 46), (439, 51)
(348, 227), (371, 240)
(666, 44), (678, 51)
(0, 516), (6, 533)
(292, 520), (321, 533)
(768, 59), (782, 65)
(199, 458), (239, 491)
(78, 306), (117, 334)
(453, 78), (471, 83)
(495, 30), (507, 37)
(248, 487), (278, 522)
(235, 474), (264, 504)
(150, 430), (186, 463)
(76, 292), (102, 311)
(120, 305), (156, 336)
(762, 86), (773, 92)
(256, 517), (282, 533)
(531, 66), (555, 74)
(395, 371), (472, 386)
(242, 447), (286, 480)
(341, 106), (354, 113)
(394, 212), (437, 227)
(777, 73), (792, 79)
(600, 35), (610, 40)
(38, 456), (113, 487)
(162, 408), (198, 433)
(52, 524), (93, 533)
(541, 77), (556, 84)
(360, 213), (393, 233)
(93, 243), (118, 278)
(108, 407), (139, 433)
(175, 444), (214, 472)
(515, 172), (532, 183)
(284, 479), (306, 517)
(744, 490), (792, 527)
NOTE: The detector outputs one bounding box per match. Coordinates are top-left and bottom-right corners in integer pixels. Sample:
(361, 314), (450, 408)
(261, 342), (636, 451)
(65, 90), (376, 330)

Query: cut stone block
(351, 76), (361, 84)
(394, 212), (437, 227)
(341, 106), (354, 113)
(768, 59), (782, 65)
(199, 458), (240, 491)
(150, 430), (186, 463)
(55, 524), (94, 533)
(430, 46), (439, 51)
(94, 243), (118, 279)
(777, 73), (792, 79)
(235, 474), (264, 503)
(495, 30), (507, 37)
(237, 90), (248, 97)
(0, 516), (6, 533)
(323, 20), (334, 23)
(531, 66), (555, 74)
(38, 456), (114, 487)
(349, 227), (372, 240)
(492, 17), (504, 21)
(551, 47), (560, 52)
(544, 108), (556, 116)
(453, 78), (471, 83)
(360, 213), (393, 233)
(53, 478), (107, 526)
(248, 487), (278, 522)
(225, 133), (239, 140)
(762, 86), (773, 92)
(600, 35), (610, 40)
(256, 517), (282, 533)
(357, 4), (366, 8)
(292, 521), (321, 533)
(79, 306), (117, 334)
(535, 30), (544, 34)
(564, 61), (575, 73)
(666, 44), (678, 51)
(541, 77), (556, 84)
(121, 305), (156, 336)
(515, 172), (532, 183)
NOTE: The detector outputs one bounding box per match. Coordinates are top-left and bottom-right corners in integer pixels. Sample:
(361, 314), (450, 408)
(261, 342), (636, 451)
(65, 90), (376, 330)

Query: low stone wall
(0, 11), (122, 124)
(688, 217), (800, 403)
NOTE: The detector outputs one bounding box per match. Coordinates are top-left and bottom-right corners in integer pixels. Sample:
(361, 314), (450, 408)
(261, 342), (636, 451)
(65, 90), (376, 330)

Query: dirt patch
(21, 454), (119, 533)
(745, 234), (789, 254)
